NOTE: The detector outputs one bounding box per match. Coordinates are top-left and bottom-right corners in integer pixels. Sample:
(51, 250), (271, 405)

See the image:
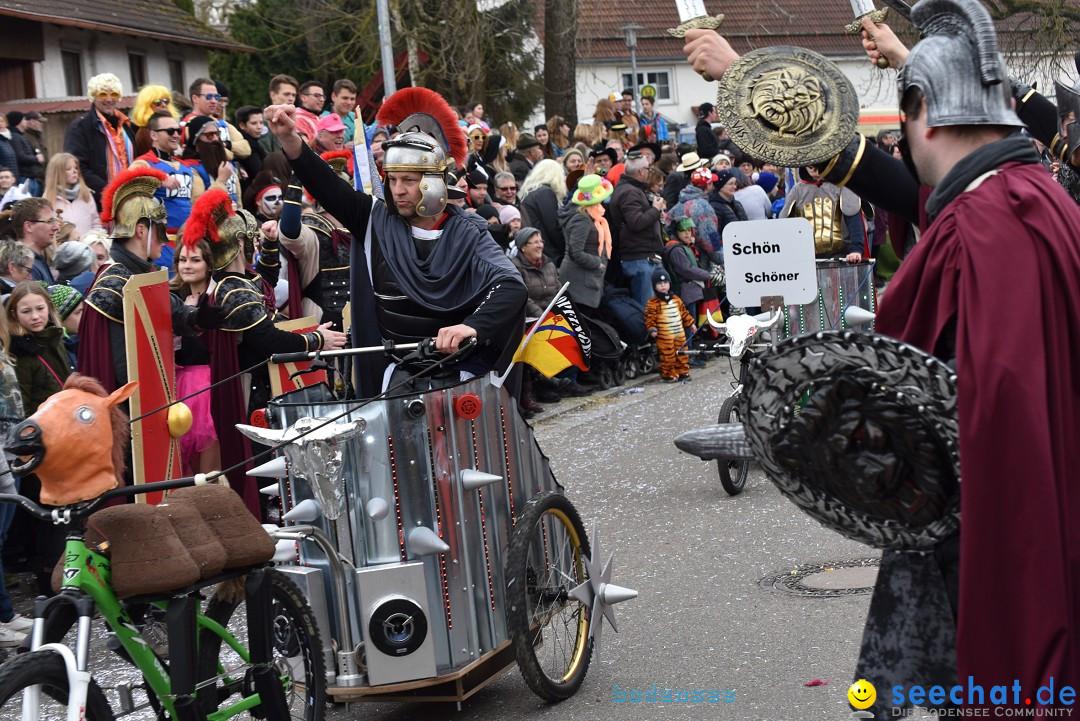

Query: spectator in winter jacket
(12, 198), (58, 284)
(8, 113), (43, 194)
(6, 113), (40, 193)
(669, 166), (722, 265)
(663, 217), (712, 321)
(510, 227), (560, 318)
(518, 159), (567, 263)
(0, 116), (18, 183)
(695, 103), (720, 160)
(63, 73), (135, 207)
(509, 134), (544, 184)
(609, 154), (666, 307)
(707, 170), (748, 259)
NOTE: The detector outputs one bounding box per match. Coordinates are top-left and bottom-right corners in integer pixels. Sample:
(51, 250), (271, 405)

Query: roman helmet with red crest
(376, 87), (468, 217)
(100, 166), (169, 242)
(182, 188), (260, 271)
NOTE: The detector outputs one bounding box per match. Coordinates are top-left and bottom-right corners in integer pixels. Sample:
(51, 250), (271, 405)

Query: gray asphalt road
(327, 361), (922, 721)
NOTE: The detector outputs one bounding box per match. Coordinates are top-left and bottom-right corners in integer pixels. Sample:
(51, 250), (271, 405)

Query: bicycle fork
(23, 595), (95, 721)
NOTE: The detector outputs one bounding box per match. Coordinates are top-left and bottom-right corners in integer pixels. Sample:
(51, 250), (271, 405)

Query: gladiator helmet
(376, 87), (468, 218)
(183, 188), (260, 271)
(1053, 52), (1080, 164)
(898, 0), (1022, 129)
(100, 166), (169, 242)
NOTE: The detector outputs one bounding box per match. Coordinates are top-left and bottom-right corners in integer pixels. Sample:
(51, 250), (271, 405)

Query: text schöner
(744, 271), (800, 283)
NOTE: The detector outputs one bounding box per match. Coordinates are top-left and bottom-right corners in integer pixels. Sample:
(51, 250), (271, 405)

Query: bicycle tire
(717, 394), (750, 496)
(0, 649), (115, 720)
(505, 492), (593, 701)
(198, 569), (326, 721)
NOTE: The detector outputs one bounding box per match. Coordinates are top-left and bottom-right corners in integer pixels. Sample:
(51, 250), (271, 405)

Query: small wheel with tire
(0, 650), (115, 719)
(198, 570), (326, 721)
(612, 360), (626, 386)
(623, 354), (638, 380)
(598, 365), (615, 390)
(717, 394), (750, 496)
(639, 350), (657, 374)
(505, 492), (593, 701)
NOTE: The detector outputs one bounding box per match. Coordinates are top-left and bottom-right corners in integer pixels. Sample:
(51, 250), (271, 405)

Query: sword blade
(850, 0), (877, 17)
(675, 0), (709, 23)
(877, 0), (913, 20)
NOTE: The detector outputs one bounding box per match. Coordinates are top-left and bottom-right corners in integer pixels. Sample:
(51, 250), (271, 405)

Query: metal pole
(621, 25), (643, 115)
(376, 0), (398, 95)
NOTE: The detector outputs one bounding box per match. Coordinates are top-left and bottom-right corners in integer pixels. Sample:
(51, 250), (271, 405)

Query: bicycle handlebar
(0, 474), (214, 523)
(271, 336), (476, 365)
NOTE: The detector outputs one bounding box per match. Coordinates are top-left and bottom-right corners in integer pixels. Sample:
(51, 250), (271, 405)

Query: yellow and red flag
(513, 293), (591, 378)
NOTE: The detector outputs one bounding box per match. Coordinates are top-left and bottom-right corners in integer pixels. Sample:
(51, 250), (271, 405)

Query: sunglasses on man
(199, 93), (222, 101)
(95, 92), (121, 100)
(153, 127), (181, 136)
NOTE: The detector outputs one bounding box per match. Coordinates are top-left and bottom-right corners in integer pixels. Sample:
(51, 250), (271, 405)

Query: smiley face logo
(847, 679), (876, 709)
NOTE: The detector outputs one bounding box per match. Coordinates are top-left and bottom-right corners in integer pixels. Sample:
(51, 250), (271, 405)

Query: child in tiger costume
(644, 268), (696, 382)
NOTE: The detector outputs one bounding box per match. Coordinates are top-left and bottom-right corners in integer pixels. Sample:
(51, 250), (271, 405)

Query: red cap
(316, 114), (347, 133)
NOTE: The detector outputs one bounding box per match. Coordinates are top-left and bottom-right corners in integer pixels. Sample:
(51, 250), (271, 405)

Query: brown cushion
(79, 505), (201, 598)
(169, 485), (274, 569)
(157, 496), (227, 579)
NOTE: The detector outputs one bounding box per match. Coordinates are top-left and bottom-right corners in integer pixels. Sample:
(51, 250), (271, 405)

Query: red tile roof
(0, 0), (247, 51)
(0, 96), (135, 116)
(574, 1), (1075, 61)
(577, 1), (863, 61)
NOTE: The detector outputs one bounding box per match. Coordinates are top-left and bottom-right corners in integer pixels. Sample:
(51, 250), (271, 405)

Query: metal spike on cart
(568, 523), (638, 657)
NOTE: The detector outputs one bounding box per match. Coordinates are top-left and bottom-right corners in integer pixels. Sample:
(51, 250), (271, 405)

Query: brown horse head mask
(7, 375), (137, 506)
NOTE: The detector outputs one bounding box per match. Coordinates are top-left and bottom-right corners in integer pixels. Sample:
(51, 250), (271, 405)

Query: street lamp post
(620, 24), (645, 114)
(377, 0), (397, 95)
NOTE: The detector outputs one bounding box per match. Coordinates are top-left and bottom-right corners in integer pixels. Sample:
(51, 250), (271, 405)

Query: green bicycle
(0, 476), (326, 721)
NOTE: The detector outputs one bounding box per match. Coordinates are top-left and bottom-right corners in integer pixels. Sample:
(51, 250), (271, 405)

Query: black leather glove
(190, 294), (226, 331)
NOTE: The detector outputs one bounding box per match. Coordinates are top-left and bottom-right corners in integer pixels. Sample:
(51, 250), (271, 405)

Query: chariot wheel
(505, 492), (592, 701)
(717, 394), (750, 496)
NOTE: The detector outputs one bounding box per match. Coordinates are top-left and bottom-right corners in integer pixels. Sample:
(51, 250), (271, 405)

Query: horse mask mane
(28, 374), (137, 506)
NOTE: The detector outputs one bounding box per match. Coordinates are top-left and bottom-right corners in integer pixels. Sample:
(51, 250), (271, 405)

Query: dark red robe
(876, 161), (1080, 699)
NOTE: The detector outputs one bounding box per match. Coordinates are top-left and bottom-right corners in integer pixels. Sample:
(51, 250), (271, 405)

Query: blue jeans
(621, 258), (657, 309)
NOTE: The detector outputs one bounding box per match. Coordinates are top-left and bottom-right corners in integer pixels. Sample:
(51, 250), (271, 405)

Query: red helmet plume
(183, 188), (234, 250)
(377, 87), (468, 168)
(320, 149), (355, 176)
(100, 166), (167, 225)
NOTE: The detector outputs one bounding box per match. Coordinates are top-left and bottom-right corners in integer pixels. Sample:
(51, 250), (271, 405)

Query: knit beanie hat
(756, 171), (779, 194)
(498, 205), (521, 225)
(713, 169), (735, 188)
(652, 268), (670, 286)
(47, 284), (83, 321)
(514, 227), (541, 250)
(53, 241), (94, 280)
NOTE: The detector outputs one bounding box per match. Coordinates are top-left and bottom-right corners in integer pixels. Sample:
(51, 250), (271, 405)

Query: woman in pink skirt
(170, 237), (220, 474)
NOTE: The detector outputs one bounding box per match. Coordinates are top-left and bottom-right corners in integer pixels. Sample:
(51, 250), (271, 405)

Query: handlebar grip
(270, 351), (312, 364)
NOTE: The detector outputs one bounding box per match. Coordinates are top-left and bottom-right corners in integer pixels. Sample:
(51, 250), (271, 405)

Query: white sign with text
(723, 218), (818, 305)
